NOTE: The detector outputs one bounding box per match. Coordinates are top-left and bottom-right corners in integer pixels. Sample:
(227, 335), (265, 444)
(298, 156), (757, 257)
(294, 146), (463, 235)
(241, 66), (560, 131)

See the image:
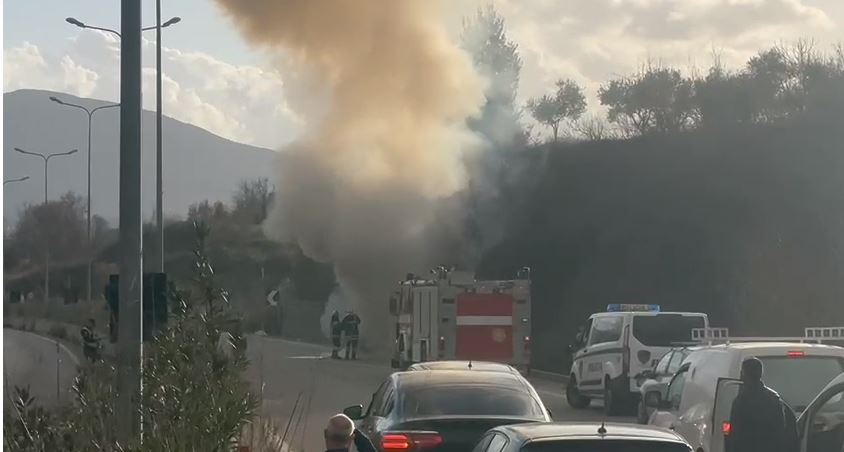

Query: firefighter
(80, 318), (101, 362)
(330, 311), (341, 359)
(342, 311), (361, 360)
(727, 357), (794, 452)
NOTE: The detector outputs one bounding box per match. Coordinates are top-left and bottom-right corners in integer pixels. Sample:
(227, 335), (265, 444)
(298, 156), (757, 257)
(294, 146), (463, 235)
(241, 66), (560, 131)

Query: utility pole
(117, 0), (143, 443)
(156, 0), (165, 273)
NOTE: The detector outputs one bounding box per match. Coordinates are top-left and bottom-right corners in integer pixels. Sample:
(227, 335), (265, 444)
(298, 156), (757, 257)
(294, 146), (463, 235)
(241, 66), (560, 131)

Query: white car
(646, 341), (844, 452)
(636, 346), (699, 423)
(566, 304), (709, 415)
(797, 372), (844, 452)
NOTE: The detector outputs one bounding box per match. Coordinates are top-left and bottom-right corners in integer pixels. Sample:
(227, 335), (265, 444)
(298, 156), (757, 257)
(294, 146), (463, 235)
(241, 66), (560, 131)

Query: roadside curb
(531, 369), (569, 383)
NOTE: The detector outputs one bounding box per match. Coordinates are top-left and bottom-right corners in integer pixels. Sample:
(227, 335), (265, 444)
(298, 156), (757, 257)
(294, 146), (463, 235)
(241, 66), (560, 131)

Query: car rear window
(401, 385), (544, 419)
(522, 439), (691, 452)
(758, 356), (844, 411)
(632, 315), (706, 347)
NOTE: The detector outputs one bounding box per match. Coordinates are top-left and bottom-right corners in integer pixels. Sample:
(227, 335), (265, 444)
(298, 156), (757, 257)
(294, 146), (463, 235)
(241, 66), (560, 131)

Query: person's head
(741, 357), (764, 384)
(324, 413), (354, 449)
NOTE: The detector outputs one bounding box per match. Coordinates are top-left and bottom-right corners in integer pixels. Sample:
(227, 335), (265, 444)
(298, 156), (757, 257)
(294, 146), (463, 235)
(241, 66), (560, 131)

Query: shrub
(47, 324), (68, 340)
(3, 222), (258, 451)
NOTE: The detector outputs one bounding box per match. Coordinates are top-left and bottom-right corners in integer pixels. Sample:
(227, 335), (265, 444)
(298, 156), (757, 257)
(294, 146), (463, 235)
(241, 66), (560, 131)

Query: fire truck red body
(389, 268), (532, 373)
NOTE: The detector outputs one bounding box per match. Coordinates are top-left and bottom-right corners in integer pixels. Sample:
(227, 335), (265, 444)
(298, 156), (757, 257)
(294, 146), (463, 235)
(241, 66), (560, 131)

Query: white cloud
(4, 31), (301, 149)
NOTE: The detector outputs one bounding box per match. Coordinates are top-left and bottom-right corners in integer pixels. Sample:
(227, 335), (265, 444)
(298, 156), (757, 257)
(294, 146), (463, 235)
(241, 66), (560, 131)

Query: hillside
(480, 115), (844, 371)
(3, 89), (276, 223)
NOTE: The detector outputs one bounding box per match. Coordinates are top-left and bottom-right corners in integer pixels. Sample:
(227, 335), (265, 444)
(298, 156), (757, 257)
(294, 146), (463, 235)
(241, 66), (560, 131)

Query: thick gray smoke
(216, 0), (487, 348)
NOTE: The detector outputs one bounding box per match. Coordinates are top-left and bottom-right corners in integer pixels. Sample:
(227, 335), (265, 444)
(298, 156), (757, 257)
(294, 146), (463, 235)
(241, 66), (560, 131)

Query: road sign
(266, 289), (279, 306)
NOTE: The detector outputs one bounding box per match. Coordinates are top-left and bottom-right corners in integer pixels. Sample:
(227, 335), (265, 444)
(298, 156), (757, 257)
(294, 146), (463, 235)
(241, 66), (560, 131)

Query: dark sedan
(472, 422), (693, 452)
(344, 369), (551, 451)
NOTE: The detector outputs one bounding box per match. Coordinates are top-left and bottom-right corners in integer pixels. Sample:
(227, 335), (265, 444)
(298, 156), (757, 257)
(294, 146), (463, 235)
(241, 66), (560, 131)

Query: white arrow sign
(266, 289), (279, 306)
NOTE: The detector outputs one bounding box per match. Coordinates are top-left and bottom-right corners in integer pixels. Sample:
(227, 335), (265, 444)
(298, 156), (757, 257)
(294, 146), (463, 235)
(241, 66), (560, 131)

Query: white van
(566, 304), (709, 415)
(647, 339), (844, 452)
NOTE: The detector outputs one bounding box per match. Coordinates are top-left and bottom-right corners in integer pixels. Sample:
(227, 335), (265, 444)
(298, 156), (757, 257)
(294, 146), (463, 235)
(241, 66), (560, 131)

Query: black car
(472, 422), (693, 452)
(344, 369), (551, 451)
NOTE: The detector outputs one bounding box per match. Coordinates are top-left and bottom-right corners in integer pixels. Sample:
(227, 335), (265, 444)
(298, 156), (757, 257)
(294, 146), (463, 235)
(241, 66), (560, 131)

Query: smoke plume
(216, 0), (487, 347)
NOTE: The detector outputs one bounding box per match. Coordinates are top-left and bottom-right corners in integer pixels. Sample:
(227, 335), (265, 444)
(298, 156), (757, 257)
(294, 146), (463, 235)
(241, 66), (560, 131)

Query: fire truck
(389, 267), (532, 373)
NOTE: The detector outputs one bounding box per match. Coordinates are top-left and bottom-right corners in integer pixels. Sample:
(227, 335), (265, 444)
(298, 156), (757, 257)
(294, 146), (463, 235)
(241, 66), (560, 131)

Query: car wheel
(604, 377), (623, 416)
(566, 376), (591, 409)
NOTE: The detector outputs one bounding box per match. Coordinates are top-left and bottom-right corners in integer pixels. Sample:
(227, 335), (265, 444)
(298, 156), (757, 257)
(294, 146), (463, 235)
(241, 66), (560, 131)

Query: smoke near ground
(216, 0), (487, 348)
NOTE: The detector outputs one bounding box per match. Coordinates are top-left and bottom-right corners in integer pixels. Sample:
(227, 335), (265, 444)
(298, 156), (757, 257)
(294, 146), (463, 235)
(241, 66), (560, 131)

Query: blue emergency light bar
(607, 304), (660, 312)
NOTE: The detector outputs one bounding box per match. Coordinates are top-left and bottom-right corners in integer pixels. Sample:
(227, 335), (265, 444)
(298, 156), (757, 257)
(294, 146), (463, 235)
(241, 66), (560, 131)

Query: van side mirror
(575, 332), (584, 343)
(343, 404), (364, 420)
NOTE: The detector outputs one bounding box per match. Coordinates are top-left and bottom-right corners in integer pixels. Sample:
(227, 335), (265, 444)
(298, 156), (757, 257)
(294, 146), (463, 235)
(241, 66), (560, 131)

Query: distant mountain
(3, 89), (277, 225)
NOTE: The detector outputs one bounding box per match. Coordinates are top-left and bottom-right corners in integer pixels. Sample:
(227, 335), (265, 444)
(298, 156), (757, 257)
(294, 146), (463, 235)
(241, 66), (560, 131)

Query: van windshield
(758, 356), (844, 411)
(632, 315), (706, 346)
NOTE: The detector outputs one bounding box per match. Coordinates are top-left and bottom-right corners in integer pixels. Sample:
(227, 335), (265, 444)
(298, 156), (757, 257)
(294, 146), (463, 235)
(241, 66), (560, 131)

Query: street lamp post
(3, 176), (30, 186)
(66, 14), (180, 274)
(49, 96), (119, 305)
(14, 147), (78, 304)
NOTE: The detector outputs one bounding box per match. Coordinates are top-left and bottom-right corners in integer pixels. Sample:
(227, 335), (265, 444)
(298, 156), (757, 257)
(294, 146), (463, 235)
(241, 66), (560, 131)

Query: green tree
(461, 3), (524, 146)
(233, 178), (273, 224)
(527, 79), (587, 142)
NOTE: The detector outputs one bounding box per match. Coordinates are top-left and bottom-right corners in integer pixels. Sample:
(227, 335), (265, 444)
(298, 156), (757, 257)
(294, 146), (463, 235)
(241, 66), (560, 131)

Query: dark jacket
(727, 383), (790, 452)
(342, 313), (361, 338)
(330, 312), (342, 337)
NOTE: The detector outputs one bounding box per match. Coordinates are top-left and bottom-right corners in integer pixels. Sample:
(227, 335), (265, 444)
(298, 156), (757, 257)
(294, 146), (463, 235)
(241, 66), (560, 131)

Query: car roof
(393, 369), (532, 391)
(407, 361), (517, 372)
(705, 342), (844, 354)
(492, 422), (688, 444)
(591, 311), (707, 318)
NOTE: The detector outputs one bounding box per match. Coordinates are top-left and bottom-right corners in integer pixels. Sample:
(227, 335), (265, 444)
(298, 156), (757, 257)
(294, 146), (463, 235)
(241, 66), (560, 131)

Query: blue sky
(5, 0), (844, 148)
(5, 0), (260, 66)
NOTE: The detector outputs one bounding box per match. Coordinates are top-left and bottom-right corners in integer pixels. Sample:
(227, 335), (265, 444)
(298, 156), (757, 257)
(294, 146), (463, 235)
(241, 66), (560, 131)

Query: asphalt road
(3, 328), (80, 412)
(245, 335), (633, 451)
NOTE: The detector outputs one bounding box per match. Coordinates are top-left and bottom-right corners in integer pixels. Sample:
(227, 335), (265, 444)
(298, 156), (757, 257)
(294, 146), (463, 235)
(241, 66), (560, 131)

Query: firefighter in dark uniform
(330, 311), (342, 359)
(342, 311), (361, 360)
(80, 318), (101, 362)
(727, 357), (796, 452)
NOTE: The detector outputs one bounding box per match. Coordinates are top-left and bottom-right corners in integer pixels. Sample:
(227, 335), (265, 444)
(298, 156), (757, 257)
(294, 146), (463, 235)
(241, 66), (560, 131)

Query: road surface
(245, 335), (633, 451)
(3, 328), (80, 412)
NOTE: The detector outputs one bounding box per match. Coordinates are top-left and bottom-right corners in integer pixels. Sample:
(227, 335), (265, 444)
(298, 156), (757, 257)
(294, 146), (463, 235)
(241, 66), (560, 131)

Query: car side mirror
(343, 404), (364, 420)
(574, 332), (584, 343)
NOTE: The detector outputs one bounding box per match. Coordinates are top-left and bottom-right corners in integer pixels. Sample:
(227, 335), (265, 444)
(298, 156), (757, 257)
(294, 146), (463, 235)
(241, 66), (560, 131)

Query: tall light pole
(66, 14), (180, 274)
(49, 97), (119, 306)
(3, 176), (30, 186)
(117, 0), (143, 441)
(14, 147), (78, 304)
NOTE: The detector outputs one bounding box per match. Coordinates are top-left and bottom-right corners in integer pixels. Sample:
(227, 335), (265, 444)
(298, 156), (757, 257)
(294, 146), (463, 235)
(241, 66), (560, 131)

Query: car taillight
(787, 350), (805, 358)
(722, 422), (732, 436)
(382, 432), (443, 450)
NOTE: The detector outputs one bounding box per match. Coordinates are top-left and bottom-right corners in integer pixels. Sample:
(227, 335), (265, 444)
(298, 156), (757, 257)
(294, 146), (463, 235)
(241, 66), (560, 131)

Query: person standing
(323, 413), (376, 452)
(80, 318), (101, 362)
(330, 310), (341, 359)
(727, 357), (794, 452)
(342, 311), (361, 360)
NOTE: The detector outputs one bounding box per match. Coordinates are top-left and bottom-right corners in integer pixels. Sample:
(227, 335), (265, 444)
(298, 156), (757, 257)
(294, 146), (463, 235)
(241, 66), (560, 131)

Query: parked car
(636, 346), (699, 423)
(472, 422), (693, 452)
(646, 342), (844, 452)
(344, 369), (551, 451)
(406, 360), (520, 374)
